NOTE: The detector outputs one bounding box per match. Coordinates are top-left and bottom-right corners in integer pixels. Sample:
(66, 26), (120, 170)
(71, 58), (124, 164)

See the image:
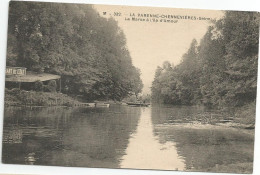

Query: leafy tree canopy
(7, 1), (143, 101)
(152, 11), (259, 107)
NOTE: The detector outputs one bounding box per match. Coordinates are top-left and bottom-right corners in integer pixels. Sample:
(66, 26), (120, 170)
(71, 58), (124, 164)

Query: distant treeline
(6, 1), (143, 101)
(152, 11), (259, 107)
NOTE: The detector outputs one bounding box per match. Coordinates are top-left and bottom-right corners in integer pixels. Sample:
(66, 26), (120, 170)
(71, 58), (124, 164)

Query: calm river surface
(2, 105), (254, 172)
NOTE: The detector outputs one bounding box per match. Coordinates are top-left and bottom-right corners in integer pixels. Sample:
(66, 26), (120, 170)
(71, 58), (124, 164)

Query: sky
(94, 5), (224, 94)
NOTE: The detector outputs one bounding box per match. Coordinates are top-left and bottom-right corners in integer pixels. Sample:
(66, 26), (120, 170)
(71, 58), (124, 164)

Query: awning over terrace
(5, 71), (61, 82)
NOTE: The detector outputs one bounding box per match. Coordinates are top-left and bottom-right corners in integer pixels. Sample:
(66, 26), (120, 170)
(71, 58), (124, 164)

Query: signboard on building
(6, 67), (27, 76)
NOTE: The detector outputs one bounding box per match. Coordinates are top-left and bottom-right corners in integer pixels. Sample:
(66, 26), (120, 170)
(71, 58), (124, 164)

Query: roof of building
(6, 66), (27, 69)
(5, 71), (61, 82)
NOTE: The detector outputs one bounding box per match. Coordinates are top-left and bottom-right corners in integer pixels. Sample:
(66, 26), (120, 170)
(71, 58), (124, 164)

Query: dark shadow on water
(2, 105), (141, 168)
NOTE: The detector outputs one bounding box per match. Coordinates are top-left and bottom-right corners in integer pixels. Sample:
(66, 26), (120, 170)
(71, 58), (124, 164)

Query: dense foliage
(7, 1), (143, 101)
(152, 11), (259, 107)
(5, 88), (80, 106)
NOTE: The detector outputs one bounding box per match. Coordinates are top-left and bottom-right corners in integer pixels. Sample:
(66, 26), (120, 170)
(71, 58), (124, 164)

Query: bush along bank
(5, 88), (81, 107)
(233, 102), (256, 129)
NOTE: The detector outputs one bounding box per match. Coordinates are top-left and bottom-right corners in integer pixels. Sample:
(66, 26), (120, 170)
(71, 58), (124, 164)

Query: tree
(7, 1), (143, 101)
(151, 11), (259, 107)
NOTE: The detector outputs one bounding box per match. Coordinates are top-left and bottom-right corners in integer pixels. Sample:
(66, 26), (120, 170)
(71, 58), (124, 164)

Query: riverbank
(4, 89), (81, 107)
(212, 102), (255, 131)
(4, 89), (256, 130)
(185, 103), (255, 130)
(234, 102), (256, 128)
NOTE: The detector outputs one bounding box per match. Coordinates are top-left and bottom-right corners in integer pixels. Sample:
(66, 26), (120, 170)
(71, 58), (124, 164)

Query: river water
(2, 105), (254, 172)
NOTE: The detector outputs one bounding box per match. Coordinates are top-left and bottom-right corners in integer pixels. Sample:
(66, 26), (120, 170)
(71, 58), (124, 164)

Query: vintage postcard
(2, 0), (259, 174)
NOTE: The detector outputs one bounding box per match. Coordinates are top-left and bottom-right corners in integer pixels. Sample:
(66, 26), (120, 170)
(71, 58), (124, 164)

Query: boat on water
(85, 103), (96, 107)
(95, 103), (110, 108)
(126, 102), (150, 107)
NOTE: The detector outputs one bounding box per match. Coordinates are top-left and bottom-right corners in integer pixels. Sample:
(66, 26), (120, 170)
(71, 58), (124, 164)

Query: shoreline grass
(5, 89), (81, 107)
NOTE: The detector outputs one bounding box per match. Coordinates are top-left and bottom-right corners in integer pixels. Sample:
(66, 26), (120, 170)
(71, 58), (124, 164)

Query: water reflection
(2, 105), (140, 168)
(120, 107), (185, 170)
(2, 105), (254, 173)
(151, 105), (254, 172)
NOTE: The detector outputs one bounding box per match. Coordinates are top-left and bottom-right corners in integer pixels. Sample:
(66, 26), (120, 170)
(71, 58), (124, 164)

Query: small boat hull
(95, 103), (110, 107)
(126, 103), (150, 107)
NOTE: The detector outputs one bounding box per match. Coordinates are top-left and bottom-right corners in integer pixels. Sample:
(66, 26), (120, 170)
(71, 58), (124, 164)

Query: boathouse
(5, 66), (61, 91)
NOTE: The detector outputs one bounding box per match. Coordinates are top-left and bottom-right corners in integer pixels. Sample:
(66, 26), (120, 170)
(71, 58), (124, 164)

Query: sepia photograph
(1, 0), (259, 174)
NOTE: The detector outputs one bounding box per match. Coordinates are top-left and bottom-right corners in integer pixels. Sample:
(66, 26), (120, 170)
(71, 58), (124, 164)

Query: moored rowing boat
(95, 103), (110, 107)
(126, 102), (150, 107)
